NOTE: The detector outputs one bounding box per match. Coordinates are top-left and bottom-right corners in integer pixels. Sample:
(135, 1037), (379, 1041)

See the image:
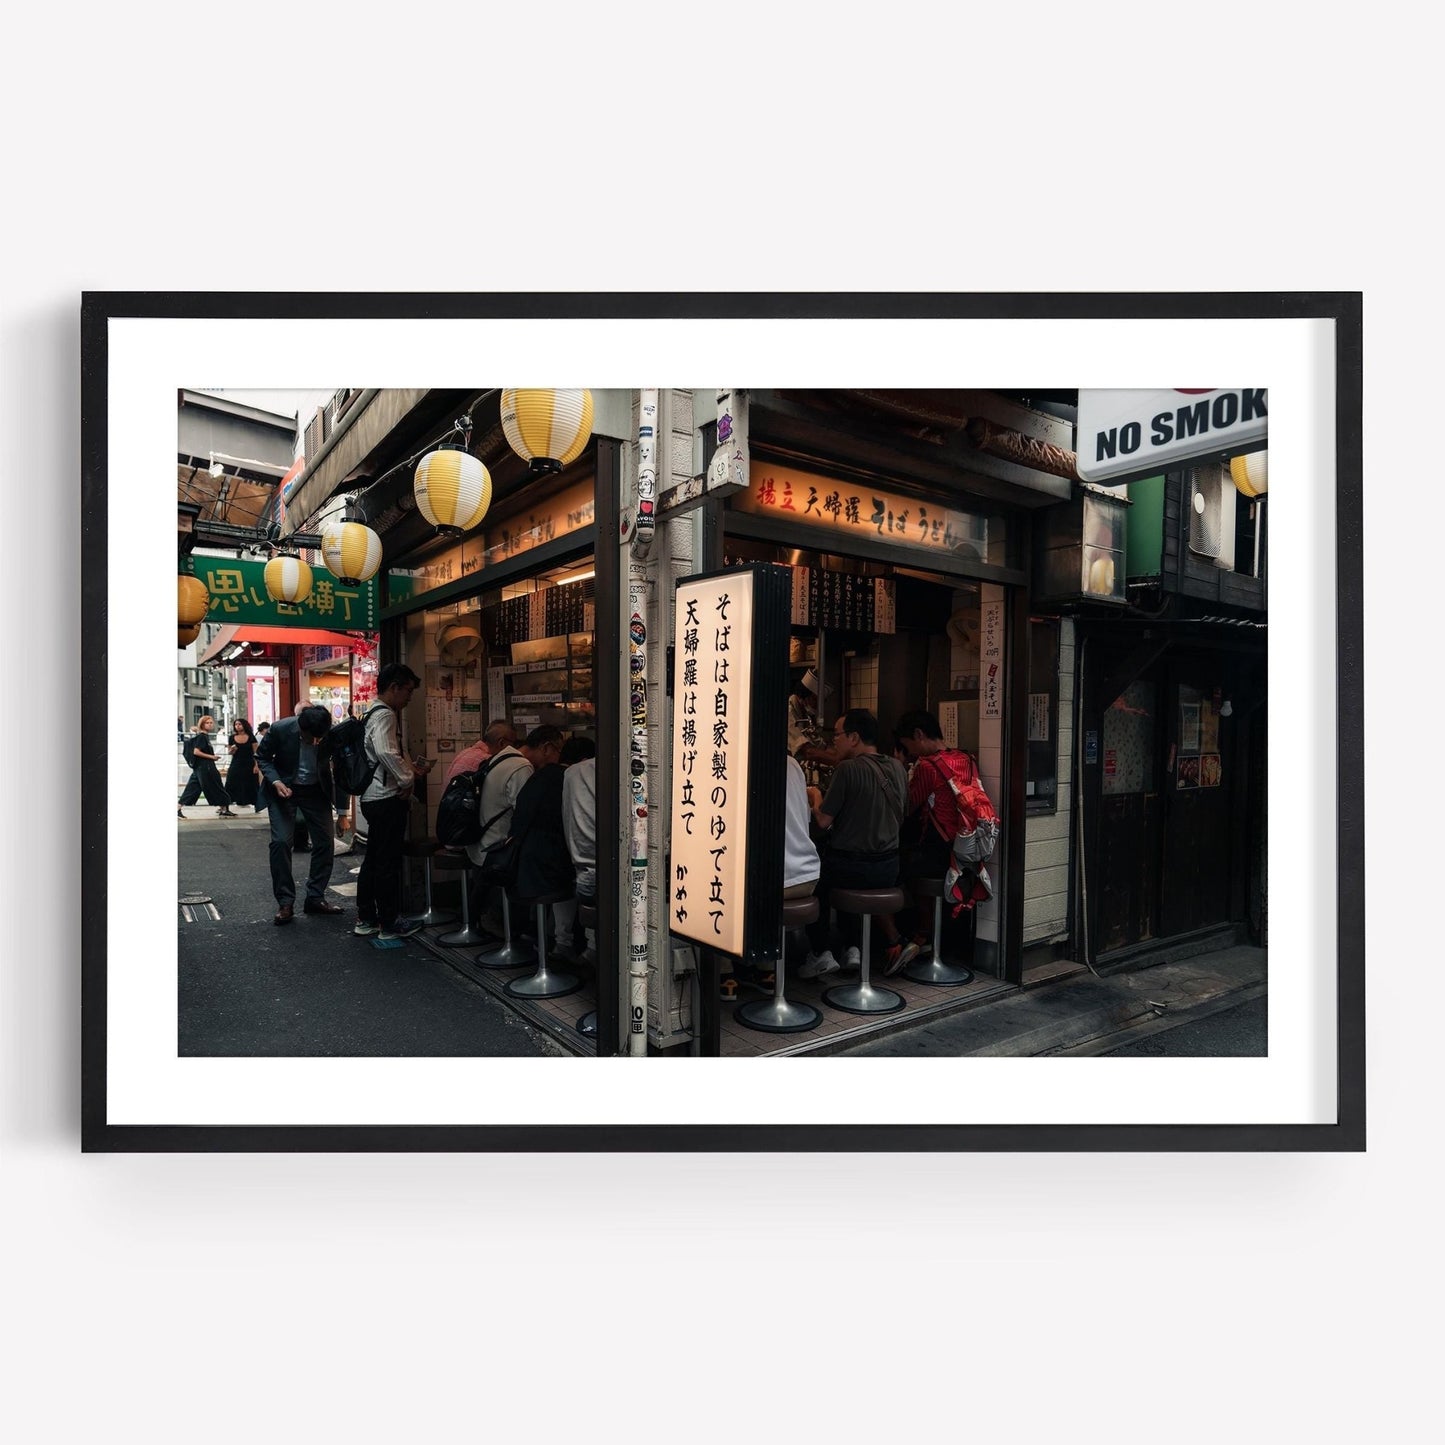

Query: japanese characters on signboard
(981, 600), (1004, 720)
(670, 573), (756, 958)
(731, 460), (991, 562)
(193, 556), (377, 630)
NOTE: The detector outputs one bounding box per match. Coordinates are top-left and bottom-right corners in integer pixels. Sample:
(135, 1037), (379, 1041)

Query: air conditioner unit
(1187, 465), (1237, 571)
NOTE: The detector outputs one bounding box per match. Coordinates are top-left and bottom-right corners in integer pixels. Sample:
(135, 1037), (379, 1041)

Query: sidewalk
(176, 806), (561, 1057)
(842, 944), (1267, 1057)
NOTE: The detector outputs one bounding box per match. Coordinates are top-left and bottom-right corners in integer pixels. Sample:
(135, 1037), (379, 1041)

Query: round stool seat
(781, 896), (820, 928)
(830, 886), (905, 915)
(913, 876), (946, 899)
(432, 850), (474, 872)
(519, 888), (573, 908)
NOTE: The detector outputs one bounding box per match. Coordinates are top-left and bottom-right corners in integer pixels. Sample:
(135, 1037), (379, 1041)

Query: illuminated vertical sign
(669, 565), (788, 965)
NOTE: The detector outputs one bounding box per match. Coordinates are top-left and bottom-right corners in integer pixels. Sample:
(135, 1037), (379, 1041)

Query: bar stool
(506, 889), (581, 1000)
(405, 836), (457, 929)
(475, 889), (537, 970)
(737, 896), (823, 1033)
(823, 887), (907, 1015)
(903, 876), (975, 986)
(576, 900), (598, 1038)
(433, 851), (488, 946)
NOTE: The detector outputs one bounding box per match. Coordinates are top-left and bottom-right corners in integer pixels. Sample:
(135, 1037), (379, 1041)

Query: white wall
(1023, 617), (1075, 948)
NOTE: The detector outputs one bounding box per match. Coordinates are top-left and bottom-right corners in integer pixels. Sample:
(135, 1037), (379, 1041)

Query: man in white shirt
(354, 663), (434, 941)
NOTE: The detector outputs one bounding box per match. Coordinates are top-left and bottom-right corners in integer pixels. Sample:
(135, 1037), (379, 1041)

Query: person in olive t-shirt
(799, 708), (910, 976)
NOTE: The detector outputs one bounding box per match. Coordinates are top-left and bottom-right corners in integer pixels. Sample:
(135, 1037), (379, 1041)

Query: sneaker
(907, 933), (932, 960)
(841, 946), (862, 972)
(353, 921), (380, 937)
(882, 941), (909, 976)
(798, 949), (840, 979)
(896, 939), (923, 967)
(378, 918), (424, 941)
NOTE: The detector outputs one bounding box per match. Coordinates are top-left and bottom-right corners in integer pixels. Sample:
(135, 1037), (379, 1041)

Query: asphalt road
(1099, 993), (1268, 1056)
(178, 809), (557, 1057)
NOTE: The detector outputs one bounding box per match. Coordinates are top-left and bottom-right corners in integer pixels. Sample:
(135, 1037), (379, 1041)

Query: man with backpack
(463, 721), (532, 931)
(353, 663), (434, 941)
(892, 708), (998, 959)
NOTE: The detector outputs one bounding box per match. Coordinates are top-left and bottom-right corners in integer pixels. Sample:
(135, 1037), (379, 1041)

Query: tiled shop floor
(416, 925), (1011, 1057)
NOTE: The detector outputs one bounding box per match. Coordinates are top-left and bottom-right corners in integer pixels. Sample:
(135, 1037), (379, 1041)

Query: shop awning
(200, 624), (361, 665)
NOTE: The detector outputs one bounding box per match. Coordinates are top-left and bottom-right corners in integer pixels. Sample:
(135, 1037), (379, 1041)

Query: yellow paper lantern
(178, 623), (201, 647)
(501, 388), (594, 473)
(1230, 450), (1268, 499)
(264, 554), (313, 605)
(414, 449), (492, 535)
(320, 520), (383, 585)
(178, 573), (210, 627)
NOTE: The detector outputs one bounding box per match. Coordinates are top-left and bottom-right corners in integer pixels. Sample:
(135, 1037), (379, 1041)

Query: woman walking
(224, 718), (261, 814)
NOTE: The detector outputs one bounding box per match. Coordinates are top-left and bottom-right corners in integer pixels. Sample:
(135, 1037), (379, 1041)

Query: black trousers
(180, 759), (229, 807)
(358, 796), (409, 929)
(264, 785), (335, 906)
(805, 850), (899, 954)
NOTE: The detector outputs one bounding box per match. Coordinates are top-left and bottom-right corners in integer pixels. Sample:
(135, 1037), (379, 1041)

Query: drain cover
(179, 893), (220, 922)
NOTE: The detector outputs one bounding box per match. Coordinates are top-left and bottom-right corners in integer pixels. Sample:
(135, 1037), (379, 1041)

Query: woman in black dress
(225, 718), (262, 812)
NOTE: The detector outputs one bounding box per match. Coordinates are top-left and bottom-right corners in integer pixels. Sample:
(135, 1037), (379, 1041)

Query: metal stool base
(903, 956), (974, 986)
(737, 997), (822, 1033)
(506, 968), (582, 1000)
(824, 980), (906, 1015)
(438, 925), (490, 946)
(416, 907), (458, 928)
(577, 1010), (598, 1038)
(474, 939), (537, 969)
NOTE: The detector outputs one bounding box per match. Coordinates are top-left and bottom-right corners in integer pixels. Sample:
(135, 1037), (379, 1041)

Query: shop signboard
(669, 565), (788, 964)
(1075, 388), (1267, 484)
(191, 555), (377, 630)
(731, 460), (993, 563)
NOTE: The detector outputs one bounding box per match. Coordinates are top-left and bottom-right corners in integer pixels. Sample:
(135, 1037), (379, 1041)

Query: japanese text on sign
(731, 460), (990, 560)
(196, 557), (376, 630)
(982, 600), (1003, 721)
(670, 573), (756, 958)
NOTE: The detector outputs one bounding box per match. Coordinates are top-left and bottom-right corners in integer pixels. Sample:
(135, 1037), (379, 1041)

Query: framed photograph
(82, 292), (1363, 1151)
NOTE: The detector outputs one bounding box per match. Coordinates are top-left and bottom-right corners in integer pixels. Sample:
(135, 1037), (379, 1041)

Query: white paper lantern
(1230, 450), (1268, 499)
(414, 449), (492, 535)
(501, 388), (594, 473)
(264, 553), (313, 605)
(320, 520), (383, 585)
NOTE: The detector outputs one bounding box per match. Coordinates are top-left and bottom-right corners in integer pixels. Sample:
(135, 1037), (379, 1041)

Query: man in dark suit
(256, 703), (345, 926)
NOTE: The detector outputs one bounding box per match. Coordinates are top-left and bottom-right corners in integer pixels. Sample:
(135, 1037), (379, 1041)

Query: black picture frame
(82, 292), (1364, 1152)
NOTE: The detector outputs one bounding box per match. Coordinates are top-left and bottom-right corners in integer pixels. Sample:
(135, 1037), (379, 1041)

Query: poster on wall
(84, 292), (1360, 1153)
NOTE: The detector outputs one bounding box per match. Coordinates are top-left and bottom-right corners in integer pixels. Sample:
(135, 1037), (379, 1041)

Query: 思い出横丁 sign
(1075, 388), (1267, 484)
(192, 556), (377, 630)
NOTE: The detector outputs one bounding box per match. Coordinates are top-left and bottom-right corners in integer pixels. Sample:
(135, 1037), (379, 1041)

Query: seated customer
(561, 736), (598, 958)
(505, 726), (572, 950)
(799, 708), (909, 978)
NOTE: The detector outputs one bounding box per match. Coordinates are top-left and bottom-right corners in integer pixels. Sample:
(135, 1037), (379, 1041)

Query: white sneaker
(842, 946), (862, 972)
(799, 949), (840, 979)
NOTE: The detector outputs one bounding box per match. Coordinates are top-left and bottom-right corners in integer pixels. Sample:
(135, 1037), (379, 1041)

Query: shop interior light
(264, 552), (313, 605)
(554, 568), (596, 586)
(500, 389), (594, 474)
(414, 447), (492, 535)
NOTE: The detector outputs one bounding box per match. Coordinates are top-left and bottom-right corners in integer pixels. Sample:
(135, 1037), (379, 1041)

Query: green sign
(191, 556), (378, 631)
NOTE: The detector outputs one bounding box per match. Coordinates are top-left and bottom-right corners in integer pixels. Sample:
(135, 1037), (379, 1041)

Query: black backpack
(182, 733), (199, 765)
(435, 756), (504, 848)
(330, 710), (382, 797)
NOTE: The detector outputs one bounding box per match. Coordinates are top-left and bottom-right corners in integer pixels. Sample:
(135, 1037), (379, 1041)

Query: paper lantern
(264, 554), (313, 605)
(437, 618), (483, 664)
(178, 623), (201, 647)
(1230, 451), (1268, 499)
(414, 449), (492, 536)
(500, 388), (593, 473)
(178, 573), (210, 627)
(320, 520), (383, 585)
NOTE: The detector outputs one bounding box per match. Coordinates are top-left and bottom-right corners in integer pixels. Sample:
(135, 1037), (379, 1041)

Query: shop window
(1026, 620), (1060, 813)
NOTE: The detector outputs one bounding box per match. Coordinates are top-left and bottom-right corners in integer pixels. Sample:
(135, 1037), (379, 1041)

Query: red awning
(200, 624), (361, 665)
